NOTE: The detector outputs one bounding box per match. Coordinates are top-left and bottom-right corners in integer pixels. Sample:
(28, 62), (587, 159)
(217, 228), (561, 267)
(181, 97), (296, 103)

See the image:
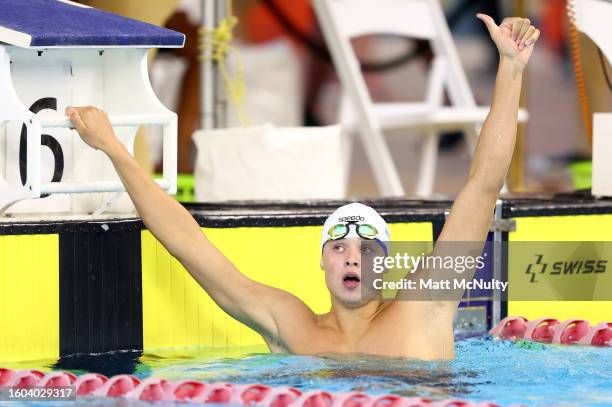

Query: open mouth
(342, 272), (361, 288)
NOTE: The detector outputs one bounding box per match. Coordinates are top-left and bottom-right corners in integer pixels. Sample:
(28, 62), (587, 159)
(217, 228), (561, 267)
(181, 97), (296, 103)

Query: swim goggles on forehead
(327, 221), (379, 241)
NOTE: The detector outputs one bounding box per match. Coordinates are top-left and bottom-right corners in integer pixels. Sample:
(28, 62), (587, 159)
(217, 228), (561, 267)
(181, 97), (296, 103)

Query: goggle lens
(328, 224), (349, 239)
(358, 224), (378, 239)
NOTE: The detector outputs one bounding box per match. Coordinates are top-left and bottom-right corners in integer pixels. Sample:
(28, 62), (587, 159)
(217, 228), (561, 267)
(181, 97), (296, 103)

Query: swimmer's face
(320, 237), (382, 307)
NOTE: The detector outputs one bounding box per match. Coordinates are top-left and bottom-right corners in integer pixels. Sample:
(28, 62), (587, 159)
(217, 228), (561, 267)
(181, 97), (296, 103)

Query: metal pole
(492, 200), (503, 327)
(214, 0), (228, 128)
(201, 0), (216, 129)
(509, 0), (527, 191)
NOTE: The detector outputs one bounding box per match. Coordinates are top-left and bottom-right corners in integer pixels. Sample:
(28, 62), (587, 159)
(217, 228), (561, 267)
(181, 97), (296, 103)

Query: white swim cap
(321, 202), (390, 250)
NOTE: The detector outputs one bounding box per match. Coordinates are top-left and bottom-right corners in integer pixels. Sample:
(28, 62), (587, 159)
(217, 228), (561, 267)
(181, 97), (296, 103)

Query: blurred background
(82, 0), (612, 199)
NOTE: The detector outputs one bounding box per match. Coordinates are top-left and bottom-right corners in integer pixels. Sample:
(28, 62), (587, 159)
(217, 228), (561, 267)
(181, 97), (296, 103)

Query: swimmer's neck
(318, 299), (388, 339)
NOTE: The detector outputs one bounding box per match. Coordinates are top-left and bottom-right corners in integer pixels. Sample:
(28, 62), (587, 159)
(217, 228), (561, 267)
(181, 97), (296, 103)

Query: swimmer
(66, 14), (540, 359)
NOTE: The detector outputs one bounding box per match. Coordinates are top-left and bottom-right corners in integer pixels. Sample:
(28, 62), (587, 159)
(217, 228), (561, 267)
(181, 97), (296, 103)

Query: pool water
(4, 336), (612, 407)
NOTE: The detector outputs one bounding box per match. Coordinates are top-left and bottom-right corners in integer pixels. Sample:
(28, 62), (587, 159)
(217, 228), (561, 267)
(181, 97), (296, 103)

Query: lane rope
(0, 368), (518, 406)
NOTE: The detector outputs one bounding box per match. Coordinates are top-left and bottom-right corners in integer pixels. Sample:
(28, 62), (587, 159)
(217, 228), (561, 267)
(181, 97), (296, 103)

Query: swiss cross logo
(525, 254), (607, 283)
(525, 254), (547, 283)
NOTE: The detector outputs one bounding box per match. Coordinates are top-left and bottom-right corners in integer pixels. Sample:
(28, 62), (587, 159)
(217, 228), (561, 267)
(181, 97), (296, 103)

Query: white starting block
(569, 0), (612, 197)
(0, 0), (184, 214)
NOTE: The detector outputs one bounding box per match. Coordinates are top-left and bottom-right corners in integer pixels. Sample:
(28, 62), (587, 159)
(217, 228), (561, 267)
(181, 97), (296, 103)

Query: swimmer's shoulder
(257, 291), (321, 351)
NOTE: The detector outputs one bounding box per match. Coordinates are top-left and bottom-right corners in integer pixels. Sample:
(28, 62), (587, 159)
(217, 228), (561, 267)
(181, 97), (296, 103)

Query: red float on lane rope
(490, 316), (612, 346)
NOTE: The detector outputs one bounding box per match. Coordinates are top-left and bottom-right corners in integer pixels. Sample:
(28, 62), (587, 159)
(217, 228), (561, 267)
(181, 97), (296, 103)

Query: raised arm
(66, 107), (311, 344)
(438, 15), (540, 243)
(397, 16), (539, 304)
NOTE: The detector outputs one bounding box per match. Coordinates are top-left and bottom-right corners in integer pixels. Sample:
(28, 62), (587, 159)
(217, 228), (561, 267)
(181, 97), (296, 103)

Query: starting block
(0, 0), (184, 214)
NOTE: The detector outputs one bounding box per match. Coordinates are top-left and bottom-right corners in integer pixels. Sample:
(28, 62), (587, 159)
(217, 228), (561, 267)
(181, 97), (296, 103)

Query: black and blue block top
(0, 0), (185, 48)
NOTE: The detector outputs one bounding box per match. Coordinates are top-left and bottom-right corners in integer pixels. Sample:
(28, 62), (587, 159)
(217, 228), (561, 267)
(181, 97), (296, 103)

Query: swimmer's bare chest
(263, 304), (455, 359)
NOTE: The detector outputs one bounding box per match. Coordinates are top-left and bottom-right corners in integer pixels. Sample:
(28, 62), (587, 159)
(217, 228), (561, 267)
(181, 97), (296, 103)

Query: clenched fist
(66, 106), (120, 154)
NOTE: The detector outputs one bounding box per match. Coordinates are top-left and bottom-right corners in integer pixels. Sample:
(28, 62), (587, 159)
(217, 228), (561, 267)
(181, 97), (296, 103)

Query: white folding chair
(314, 0), (528, 197)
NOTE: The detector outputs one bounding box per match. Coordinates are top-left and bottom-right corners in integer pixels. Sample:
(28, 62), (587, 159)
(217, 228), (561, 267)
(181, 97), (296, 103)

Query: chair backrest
(569, 0), (612, 65)
(324, 0), (438, 40)
(313, 0), (477, 118)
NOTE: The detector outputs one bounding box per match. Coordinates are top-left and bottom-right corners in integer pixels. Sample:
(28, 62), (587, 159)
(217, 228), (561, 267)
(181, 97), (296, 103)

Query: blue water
(4, 336), (612, 407)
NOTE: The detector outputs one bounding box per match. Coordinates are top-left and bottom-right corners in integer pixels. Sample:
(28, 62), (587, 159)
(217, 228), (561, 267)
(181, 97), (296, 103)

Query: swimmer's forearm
(105, 143), (205, 258)
(437, 59), (523, 243)
(469, 58), (523, 192)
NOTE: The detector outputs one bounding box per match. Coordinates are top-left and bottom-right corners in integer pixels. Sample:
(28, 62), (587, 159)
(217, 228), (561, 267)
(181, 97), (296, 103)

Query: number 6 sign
(4, 61), (73, 213)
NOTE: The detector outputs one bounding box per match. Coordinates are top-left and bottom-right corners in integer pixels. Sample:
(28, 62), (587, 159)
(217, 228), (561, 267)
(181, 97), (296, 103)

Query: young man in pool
(66, 14), (540, 359)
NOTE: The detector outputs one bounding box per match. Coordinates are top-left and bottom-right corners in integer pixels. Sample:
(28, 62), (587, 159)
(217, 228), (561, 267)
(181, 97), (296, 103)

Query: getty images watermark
(360, 241), (612, 301)
(370, 251), (507, 292)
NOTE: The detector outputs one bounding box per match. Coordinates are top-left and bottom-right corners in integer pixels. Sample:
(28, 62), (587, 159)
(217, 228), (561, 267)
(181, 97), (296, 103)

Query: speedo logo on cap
(338, 215), (365, 222)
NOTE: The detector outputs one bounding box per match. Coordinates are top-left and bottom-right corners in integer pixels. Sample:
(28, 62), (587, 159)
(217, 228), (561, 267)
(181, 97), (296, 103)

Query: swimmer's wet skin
(66, 14), (540, 360)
